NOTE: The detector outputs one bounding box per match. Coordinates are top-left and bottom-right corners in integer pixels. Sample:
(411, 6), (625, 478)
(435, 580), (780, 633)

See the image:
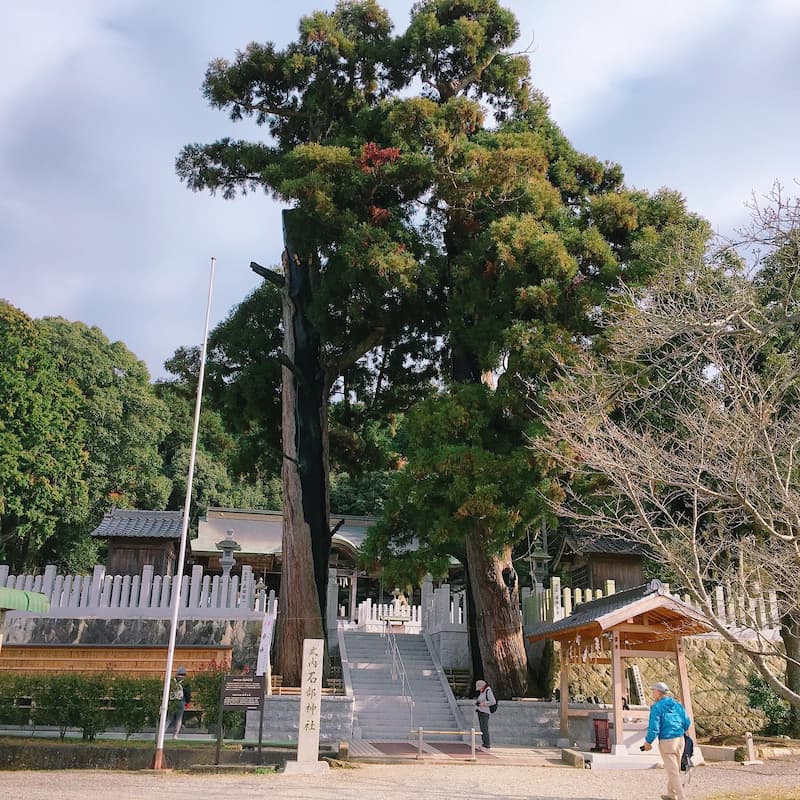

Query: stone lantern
(216, 528), (241, 578)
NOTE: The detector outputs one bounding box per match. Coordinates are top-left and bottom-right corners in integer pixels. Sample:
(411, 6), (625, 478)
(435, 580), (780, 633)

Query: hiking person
(167, 666), (192, 739)
(474, 679), (496, 750)
(642, 682), (691, 800)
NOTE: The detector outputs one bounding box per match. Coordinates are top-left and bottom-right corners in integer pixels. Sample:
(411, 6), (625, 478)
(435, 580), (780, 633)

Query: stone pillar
(347, 570), (358, 622)
(421, 573), (433, 630)
(326, 569), (339, 632)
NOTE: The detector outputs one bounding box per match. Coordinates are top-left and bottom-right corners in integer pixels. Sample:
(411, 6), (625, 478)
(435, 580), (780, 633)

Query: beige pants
(658, 737), (686, 800)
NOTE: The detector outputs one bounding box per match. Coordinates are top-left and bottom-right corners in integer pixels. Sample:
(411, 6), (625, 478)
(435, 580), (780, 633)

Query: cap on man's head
(650, 682), (670, 694)
(475, 679), (487, 690)
(177, 666), (187, 676)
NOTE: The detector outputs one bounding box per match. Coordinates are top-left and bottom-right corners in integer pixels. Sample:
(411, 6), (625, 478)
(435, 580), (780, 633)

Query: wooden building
(550, 528), (646, 590)
(90, 508), (182, 576)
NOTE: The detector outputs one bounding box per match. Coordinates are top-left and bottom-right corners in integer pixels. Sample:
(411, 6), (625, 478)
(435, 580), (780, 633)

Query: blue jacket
(645, 696), (690, 743)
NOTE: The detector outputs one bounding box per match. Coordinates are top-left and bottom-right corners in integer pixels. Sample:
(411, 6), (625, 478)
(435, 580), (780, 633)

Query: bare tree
(536, 185), (800, 730)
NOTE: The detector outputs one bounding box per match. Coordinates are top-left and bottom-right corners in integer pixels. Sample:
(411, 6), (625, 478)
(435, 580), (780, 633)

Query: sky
(1, 0), (799, 379)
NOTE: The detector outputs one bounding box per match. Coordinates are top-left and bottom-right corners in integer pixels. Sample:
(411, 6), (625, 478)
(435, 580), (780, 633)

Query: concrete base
(583, 751), (663, 771)
(283, 760), (330, 775)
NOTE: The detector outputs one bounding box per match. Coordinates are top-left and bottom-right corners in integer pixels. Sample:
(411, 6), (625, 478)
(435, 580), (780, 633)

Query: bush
(747, 673), (792, 736)
(109, 676), (161, 739)
(0, 670), (246, 739)
(191, 670), (245, 738)
(35, 673), (111, 740)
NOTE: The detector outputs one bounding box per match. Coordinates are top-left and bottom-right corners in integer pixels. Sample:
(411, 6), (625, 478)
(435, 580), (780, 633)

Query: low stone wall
(4, 617), (261, 671)
(244, 696), (354, 744)
(457, 700), (560, 746)
(0, 739), (294, 770)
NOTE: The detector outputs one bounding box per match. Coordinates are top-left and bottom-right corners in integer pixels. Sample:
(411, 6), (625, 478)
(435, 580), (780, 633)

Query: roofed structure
(527, 580), (712, 756)
(91, 508), (183, 576)
(90, 509), (183, 540)
(550, 528), (647, 590)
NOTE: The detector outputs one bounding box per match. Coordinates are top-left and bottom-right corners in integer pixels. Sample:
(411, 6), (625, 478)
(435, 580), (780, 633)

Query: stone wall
(457, 699), (560, 746)
(244, 696), (354, 743)
(4, 617), (262, 671)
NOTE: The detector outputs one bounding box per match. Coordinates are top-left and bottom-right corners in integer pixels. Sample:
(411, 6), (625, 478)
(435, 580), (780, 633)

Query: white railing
(384, 623), (414, 730)
(352, 598), (422, 633)
(0, 564), (277, 620)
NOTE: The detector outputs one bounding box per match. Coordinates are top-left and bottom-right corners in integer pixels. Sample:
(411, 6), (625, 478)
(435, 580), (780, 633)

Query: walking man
(474, 679), (496, 750)
(642, 681), (691, 800)
(167, 666), (192, 739)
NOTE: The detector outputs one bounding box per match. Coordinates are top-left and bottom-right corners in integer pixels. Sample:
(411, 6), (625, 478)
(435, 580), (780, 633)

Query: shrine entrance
(527, 580), (711, 757)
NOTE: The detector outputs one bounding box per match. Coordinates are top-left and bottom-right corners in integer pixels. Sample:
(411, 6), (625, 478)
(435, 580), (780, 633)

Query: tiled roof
(90, 508), (183, 540)
(557, 528), (649, 557)
(527, 580), (662, 639)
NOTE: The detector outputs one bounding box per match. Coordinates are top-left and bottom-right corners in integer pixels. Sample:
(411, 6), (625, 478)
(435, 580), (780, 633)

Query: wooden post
(558, 642), (570, 747)
(675, 638), (704, 764)
(610, 630), (626, 753)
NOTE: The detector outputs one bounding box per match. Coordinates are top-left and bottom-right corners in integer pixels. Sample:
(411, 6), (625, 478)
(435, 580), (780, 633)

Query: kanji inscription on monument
(284, 638), (329, 774)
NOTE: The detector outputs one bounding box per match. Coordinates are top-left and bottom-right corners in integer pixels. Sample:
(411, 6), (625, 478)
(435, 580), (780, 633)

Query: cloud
(0, 0), (798, 379)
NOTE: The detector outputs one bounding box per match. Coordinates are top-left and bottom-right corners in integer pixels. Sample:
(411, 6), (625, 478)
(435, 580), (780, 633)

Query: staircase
(343, 631), (462, 741)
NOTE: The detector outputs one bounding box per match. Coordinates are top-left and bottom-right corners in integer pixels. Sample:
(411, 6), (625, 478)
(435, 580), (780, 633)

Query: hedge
(0, 671), (244, 740)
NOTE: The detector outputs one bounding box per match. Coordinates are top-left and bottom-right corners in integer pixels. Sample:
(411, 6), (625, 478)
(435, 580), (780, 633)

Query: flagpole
(152, 256), (217, 769)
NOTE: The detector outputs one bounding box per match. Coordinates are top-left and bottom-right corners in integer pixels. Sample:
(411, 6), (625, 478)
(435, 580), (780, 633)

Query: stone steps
(343, 632), (460, 740)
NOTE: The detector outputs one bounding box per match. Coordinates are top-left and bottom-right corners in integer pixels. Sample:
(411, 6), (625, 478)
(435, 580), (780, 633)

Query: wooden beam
(614, 622), (675, 634)
(620, 649), (678, 659)
(610, 630), (625, 752)
(675, 638), (700, 755)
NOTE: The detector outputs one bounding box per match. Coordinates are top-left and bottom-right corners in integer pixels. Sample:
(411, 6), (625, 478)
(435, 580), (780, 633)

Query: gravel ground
(1, 761), (798, 800)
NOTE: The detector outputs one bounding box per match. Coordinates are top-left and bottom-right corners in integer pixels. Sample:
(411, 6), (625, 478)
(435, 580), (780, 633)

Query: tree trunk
(465, 525), (528, 698)
(462, 557), (484, 683)
(274, 209), (330, 685)
(781, 617), (800, 737)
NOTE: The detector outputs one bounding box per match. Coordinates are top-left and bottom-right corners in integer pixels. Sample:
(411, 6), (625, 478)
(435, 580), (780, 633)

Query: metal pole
(471, 727), (476, 761)
(417, 726), (423, 759)
(152, 256), (217, 770)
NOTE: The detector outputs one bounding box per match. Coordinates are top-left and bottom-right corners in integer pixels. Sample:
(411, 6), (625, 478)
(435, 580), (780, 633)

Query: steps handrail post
(417, 726), (423, 759)
(471, 728), (476, 761)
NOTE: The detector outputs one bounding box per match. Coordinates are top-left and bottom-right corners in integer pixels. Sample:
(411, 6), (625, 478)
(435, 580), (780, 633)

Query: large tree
(366, 3), (699, 695)
(538, 188), (800, 732)
(0, 302), (88, 571)
(177, 1), (436, 681)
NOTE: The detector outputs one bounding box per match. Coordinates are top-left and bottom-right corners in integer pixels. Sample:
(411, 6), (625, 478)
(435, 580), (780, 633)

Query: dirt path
(2, 760), (798, 800)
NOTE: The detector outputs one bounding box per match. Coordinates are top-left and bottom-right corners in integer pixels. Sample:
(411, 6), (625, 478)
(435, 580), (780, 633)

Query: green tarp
(0, 587), (50, 613)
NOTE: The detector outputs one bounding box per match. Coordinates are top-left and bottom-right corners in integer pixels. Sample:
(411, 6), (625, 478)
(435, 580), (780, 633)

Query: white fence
(0, 564), (277, 620)
(522, 576), (782, 634)
(351, 598), (423, 633)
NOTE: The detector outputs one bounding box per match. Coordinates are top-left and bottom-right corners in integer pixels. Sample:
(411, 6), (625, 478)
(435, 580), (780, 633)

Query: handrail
(383, 621), (414, 730)
(410, 726), (479, 760)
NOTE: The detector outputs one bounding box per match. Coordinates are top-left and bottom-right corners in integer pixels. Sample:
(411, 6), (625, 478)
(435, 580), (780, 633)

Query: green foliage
(190, 670), (244, 737)
(747, 673), (792, 736)
(0, 302), (89, 570)
(34, 673), (111, 740)
(109, 676), (161, 740)
(0, 671), (237, 739)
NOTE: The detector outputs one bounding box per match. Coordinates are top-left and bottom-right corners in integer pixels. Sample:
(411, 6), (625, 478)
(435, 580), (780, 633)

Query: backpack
(489, 701), (499, 714)
(170, 678), (184, 701)
(681, 734), (694, 772)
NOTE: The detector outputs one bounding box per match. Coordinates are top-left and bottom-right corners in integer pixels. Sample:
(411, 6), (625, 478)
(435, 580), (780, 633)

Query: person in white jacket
(475, 679), (496, 749)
